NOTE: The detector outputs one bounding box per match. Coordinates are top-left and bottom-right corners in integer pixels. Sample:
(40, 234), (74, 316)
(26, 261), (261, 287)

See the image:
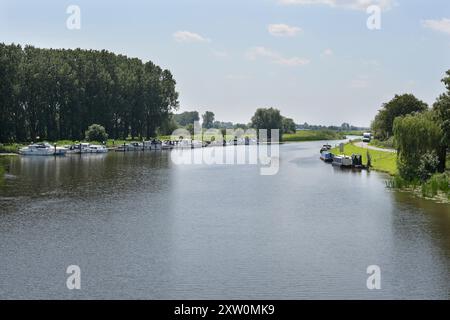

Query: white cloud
(173, 31), (210, 43)
(277, 0), (394, 11)
(276, 57), (310, 66)
(422, 18), (450, 35)
(268, 24), (302, 37)
(321, 48), (334, 57)
(246, 46), (310, 67)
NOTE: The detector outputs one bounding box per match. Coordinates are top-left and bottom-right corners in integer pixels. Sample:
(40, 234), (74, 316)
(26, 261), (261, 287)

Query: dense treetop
(0, 43), (179, 142)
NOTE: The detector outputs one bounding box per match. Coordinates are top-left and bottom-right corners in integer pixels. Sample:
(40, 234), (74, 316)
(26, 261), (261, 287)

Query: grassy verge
(370, 137), (395, 149)
(340, 130), (365, 136)
(331, 142), (398, 175)
(0, 143), (25, 154)
(283, 130), (346, 142)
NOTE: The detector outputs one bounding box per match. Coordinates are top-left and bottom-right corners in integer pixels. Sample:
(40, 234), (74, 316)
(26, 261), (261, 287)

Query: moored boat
(332, 155), (352, 167)
(19, 142), (67, 156)
(67, 143), (108, 154)
(320, 151), (334, 162)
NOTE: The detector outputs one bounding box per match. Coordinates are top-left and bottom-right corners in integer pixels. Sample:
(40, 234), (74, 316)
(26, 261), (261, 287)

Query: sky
(1, 0), (449, 127)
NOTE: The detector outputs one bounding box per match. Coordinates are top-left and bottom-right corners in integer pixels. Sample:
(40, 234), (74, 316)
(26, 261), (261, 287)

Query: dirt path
(353, 141), (396, 153)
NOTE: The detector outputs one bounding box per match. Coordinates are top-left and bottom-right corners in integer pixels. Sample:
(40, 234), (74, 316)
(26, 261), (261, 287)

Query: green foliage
(330, 142), (398, 175)
(0, 43), (179, 143)
(85, 124), (108, 142)
(370, 137), (395, 149)
(157, 115), (179, 136)
(0, 143), (24, 153)
(394, 111), (443, 181)
(173, 111), (199, 127)
(202, 111), (215, 129)
(250, 107), (283, 140)
(283, 130), (345, 142)
(282, 117), (297, 134)
(371, 94), (428, 140)
(417, 151), (440, 182)
(420, 173), (449, 198)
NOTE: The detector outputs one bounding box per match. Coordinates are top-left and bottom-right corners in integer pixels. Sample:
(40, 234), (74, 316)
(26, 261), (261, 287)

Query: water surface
(0, 141), (449, 299)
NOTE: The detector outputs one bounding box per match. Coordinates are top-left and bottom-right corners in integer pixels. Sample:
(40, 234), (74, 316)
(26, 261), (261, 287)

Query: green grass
(0, 143), (25, 154)
(331, 142), (398, 175)
(283, 130), (346, 142)
(370, 137), (395, 149)
(339, 130), (365, 136)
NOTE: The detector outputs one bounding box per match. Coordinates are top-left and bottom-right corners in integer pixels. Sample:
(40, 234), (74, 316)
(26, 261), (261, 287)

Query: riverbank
(0, 130), (360, 153)
(283, 130), (347, 142)
(331, 141), (449, 203)
(330, 141), (397, 175)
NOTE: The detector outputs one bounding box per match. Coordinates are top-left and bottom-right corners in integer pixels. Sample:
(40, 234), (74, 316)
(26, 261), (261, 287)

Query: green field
(331, 142), (398, 175)
(283, 130), (346, 142)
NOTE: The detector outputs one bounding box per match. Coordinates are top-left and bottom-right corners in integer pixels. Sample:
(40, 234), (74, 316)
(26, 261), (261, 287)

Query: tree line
(0, 43), (179, 143)
(371, 70), (449, 181)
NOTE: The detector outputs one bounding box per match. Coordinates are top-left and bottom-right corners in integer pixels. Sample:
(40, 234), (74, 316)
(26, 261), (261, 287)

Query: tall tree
(250, 107), (283, 140)
(393, 112), (443, 180)
(173, 111), (199, 127)
(0, 43), (179, 142)
(432, 70), (450, 172)
(371, 94), (428, 140)
(202, 111), (215, 129)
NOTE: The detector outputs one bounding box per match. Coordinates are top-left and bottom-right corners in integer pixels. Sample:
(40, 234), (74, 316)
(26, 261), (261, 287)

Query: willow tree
(393, 111), (443, 180)
(433, 70), (450, 172)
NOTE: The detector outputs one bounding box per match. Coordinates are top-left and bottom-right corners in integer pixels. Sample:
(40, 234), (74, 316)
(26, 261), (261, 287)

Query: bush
(85, 124), (108, 143)
(420, 173), (449, 198)
(417, 151), (440, 182)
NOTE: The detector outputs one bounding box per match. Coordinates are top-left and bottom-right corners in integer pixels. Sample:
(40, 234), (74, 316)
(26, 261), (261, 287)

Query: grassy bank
(387, 173), (449, 202)
(331, 142), (397, 175)
(283, 130), (346, 142)
(370, 137), (395, 149)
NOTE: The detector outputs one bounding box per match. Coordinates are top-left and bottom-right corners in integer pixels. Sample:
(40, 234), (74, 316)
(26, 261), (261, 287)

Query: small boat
(176, 139), (203, 149)
(320, 144), (332, 153)
(176, 139), (193, 149)
(19, 142), (67, 156)
(161, 141), (175, 150)
(67, 143), (108, 154)
(332, 155), (353, 167)
(144, 140), (162, 151)
(192, 140), (203, 148)
(320, 151), (334, 162)
(88, 144), (108, 153)
(115, 142), (143, 152)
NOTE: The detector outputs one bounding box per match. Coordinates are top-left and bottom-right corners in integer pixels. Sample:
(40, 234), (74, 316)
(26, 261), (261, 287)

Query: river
(0, 139), (449, 299)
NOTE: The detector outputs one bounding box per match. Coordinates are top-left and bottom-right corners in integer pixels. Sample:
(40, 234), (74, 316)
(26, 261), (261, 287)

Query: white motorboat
(192, 140), (203, 148)
(88, 144), (108, 153)
(144, 140), (162, 150)
(115, 142), (143, 152)
(161, 141), (175, 150)
(67, 143), (108, 154)
(19, 142), (67, 156)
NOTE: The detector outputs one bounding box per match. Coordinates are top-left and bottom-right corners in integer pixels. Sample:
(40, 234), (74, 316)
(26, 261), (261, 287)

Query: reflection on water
(0, 142), (449, 299)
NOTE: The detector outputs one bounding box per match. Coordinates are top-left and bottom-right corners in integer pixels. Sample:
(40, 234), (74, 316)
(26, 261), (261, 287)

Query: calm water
(0, 140), (449, 299)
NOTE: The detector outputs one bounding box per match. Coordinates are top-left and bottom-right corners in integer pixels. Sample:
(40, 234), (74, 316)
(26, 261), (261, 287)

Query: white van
(363, 132), (371, 143)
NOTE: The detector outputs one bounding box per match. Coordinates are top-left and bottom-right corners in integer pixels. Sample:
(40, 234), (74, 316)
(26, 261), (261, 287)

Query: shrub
(85, 124), (108, 142)
(417, 151), (440, 182)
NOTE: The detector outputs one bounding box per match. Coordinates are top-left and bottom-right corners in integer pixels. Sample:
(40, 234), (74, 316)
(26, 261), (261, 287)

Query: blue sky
(1, 0), (449, 126)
